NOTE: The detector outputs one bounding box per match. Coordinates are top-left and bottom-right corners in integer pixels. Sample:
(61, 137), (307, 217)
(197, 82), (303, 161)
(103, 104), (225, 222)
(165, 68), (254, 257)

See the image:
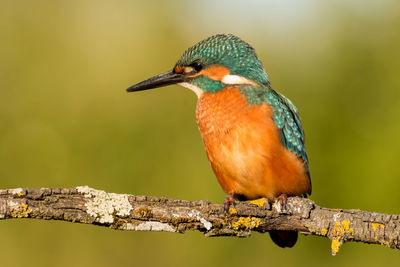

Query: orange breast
(196, 87), (310, 201)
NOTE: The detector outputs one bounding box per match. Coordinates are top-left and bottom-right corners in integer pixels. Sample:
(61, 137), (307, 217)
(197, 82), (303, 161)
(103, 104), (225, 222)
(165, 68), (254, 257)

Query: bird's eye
(180, 62), (203, 74)
(189, 62), (203, 72)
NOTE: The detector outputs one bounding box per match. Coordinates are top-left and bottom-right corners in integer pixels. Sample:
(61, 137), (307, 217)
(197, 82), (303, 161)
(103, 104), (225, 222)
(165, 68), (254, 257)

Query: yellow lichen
(10, 203), (32, 218)
(229, 208), (237, 214)
(373, 236), (390, 247)
(329, 220), (355, 255)
(331, 238), (342, 256)
(250, 198), (266, 207)
(371, 223), (385, 232)
(380, 240), (390, 247)
(331, 220), (354, 237)
(231, 217), (262, 230)
(304, 224), (327, 236)
(304, 224), (328, 236)
(136, 207), (153, 218)
(320, 228), (328, 236)
(370, 223), (389, 246)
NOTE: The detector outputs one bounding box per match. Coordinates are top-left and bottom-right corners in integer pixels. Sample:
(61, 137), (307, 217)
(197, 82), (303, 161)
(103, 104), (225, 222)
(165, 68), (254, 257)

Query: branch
(0, 186), (398, 255)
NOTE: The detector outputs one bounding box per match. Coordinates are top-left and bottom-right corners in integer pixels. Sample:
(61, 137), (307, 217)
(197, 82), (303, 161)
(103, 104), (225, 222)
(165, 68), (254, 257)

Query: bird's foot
(276, 193), (288, 206)
(273, 194), (288, 213)
(223, 194), (234, 213)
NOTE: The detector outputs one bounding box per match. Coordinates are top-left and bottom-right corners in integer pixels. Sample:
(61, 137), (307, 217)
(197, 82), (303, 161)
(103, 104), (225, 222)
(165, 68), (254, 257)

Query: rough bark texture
(0, 186), (399, 255)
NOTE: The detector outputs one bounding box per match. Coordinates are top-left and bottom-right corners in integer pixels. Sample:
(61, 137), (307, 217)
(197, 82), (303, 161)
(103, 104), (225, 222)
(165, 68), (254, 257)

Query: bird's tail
(269, 230), (298, 248)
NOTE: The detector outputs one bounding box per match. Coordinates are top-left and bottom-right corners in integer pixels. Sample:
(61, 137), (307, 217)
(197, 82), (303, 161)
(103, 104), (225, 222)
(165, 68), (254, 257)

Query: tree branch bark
(0, 186), (398, 255)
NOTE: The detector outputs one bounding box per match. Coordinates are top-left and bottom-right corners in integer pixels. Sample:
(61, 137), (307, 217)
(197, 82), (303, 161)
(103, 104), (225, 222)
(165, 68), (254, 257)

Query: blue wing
(267, 89), (308, 161)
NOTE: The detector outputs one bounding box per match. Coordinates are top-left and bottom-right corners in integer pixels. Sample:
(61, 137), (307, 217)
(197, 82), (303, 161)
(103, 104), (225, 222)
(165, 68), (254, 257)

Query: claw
(223, 194), (234, 212)
(276, 193), (288, 209)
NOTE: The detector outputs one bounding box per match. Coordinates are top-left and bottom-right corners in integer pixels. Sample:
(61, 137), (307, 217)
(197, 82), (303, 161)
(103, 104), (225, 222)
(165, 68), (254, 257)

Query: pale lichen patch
(188, 210), (212, 230)
(9, 188), (24, 196)
(200, 218), (213, 231)
(76, 186), (132, 224)
(125, 222), (176, 232)
(333, 213), (341, 222)
(272, 201), (282, 213)
(287, 202), (301, 214)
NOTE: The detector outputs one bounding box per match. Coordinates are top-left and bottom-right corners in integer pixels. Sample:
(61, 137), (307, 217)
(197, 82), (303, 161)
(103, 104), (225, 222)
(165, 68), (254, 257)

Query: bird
(126, 34), (311, 248)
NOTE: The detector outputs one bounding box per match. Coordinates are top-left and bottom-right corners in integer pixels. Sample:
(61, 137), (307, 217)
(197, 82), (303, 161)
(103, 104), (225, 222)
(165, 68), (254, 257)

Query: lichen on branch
(0, 186), (399, 255)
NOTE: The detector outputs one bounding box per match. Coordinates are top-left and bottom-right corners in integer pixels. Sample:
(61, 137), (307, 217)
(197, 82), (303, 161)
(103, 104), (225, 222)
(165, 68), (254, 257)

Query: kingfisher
(126, 34), (311, 248)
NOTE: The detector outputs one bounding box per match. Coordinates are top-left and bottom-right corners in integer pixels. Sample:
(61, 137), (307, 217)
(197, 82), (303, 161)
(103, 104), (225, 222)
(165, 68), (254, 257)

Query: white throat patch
(178, 82), (204, 98)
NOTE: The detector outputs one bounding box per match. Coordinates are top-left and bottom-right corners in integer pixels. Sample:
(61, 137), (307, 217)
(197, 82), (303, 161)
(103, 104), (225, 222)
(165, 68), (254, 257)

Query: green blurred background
(1, 0), (400, 266)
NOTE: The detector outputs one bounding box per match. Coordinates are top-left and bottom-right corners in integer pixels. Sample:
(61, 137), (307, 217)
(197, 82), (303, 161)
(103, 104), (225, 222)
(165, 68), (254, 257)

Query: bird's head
(127, 34), (269, 97)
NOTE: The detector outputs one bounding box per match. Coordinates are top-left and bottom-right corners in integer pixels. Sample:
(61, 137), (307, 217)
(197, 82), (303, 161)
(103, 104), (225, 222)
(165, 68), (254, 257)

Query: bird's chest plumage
(195, 87), (310, 201)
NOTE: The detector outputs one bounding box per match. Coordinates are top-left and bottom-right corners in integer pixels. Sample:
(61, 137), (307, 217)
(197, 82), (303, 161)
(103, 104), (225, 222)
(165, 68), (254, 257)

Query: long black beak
(126, 70), (185, 92)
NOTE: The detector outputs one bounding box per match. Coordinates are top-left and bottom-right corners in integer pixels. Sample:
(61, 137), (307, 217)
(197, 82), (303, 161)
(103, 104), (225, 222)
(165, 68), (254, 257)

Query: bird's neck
(195, 86), (250, 137)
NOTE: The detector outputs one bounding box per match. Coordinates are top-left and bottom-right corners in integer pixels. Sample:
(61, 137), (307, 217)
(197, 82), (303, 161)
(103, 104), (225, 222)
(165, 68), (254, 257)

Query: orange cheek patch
(200, 64), (230, 81)
(187, 64), (230, 81)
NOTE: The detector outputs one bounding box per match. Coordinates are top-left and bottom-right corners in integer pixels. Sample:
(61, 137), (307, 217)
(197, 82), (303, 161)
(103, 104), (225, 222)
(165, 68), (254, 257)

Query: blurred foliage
(1, 0), (400, 266)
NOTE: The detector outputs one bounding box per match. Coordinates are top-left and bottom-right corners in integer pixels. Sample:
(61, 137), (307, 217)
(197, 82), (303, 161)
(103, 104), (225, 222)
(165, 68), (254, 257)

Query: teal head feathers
(175, 34), (270, 90)
(127, 34), (269, 95)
